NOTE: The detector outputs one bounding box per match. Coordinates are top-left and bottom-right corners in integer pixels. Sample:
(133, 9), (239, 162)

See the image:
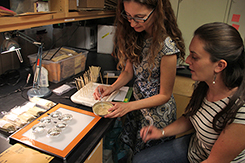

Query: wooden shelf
(0, 10), (115, 32)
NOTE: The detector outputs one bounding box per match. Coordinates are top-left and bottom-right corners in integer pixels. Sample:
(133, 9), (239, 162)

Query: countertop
(0, 51), (119, 163)
(0, 50), (191, 162)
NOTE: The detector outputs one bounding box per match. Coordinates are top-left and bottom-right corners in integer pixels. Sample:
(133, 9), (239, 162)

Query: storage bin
(28, 47), (88, 83)
(78, 0), (104, 8)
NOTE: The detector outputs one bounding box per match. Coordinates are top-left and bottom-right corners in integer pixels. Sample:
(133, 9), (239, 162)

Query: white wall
(170, 0), (245, 64)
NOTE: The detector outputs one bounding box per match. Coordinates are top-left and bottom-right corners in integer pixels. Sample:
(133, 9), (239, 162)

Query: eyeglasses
(121, 8), (155, 23)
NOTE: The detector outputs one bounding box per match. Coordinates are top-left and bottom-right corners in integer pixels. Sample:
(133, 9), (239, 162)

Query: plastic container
(92, 101), (113, 117)
(28, 47), (88, 83)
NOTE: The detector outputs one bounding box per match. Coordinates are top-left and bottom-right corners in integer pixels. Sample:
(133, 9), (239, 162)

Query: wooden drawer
(84, 139), (103, 163)
(173, 76), (195, 137)
(173, 76), (195, 118)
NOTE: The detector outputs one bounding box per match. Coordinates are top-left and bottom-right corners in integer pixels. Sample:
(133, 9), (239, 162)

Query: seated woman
(133, 22), (245, 163)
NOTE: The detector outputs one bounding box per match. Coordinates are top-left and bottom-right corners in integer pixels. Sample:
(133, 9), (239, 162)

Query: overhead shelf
(0, 10), (116, 32)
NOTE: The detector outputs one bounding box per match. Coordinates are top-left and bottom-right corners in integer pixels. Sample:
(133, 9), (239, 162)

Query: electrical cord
(41, 25), (70, 59)
(0, 85), (31, 100)
(20, 86), (32, 100)
(21, 73), (32, 100)
(0, 73), (31, 100)
(0, 88), (22, 99)
(42, 23), (80, 60)
(47, 25), (80, 60)
(0, 69), (21, 87)
(0, 23), (82, 100)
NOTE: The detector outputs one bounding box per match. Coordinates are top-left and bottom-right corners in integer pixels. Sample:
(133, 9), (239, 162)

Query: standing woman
(135, 22), (245, 163)
(94, 0), (185, 154)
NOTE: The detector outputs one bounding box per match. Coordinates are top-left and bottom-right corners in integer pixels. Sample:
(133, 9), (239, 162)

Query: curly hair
(112, 0), (185, 72)
(184, 22), (245, 132)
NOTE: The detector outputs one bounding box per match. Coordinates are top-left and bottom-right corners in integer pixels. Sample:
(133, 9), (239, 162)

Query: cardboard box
(78, 0), (104, 8)
(69, 0), (77, 10)
(97, 25), (116, 54)
(28, 47), (88, 83)
(49, 0), (77, 12)
(34, 1), (49, 12)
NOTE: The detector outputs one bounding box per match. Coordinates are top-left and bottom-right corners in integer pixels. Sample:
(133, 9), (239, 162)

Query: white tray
(70, 82), (129, 107)
(9, 103), (101, 159)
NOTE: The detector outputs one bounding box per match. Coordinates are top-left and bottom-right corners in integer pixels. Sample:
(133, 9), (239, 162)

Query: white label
(107, 73), (115, 77)
(11, 107), (25, 115)
(22, 102), (36, 111)
(0, 119), (8, 127)
(53, 84), (71, 94)
(5, 114), (18, 121)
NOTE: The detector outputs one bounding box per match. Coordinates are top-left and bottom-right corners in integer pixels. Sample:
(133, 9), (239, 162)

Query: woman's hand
(104, 102), (132, 118)
(93, 85), (114, 100)
(140, 126), (163, 142)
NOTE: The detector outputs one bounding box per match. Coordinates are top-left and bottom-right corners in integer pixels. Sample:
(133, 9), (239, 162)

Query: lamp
(1, 31), (51, 98)
(1, 32), (23, 63)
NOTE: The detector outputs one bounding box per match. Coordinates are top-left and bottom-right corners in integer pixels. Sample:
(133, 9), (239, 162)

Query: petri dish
(59, 114), (73, 123)
(40, 116), (53, 126)
(50, 111), (62, 119)
(55, 121), (67, 130)
(47, 127), (62, 137)
(92, 101), (113, 117)
(32, 123), (46, 134)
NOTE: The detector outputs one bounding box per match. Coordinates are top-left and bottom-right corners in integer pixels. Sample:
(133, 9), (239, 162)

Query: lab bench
(0, 51), (119, 162)
(0, 50), (194, 162)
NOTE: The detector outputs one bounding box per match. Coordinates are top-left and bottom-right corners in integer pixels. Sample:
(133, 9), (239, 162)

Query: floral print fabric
(121, 37), (180, 154)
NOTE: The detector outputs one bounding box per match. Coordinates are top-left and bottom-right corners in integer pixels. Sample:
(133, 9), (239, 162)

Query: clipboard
(9, 103), (101, 160)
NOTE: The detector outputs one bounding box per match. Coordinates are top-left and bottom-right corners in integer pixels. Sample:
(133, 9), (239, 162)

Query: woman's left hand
(140, 126), (163, 142)
(104, 102), (131, 118)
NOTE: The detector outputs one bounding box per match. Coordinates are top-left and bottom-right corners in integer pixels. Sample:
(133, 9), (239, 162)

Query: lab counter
(0, 51), (192, 162)
(0, 51), (119, 162)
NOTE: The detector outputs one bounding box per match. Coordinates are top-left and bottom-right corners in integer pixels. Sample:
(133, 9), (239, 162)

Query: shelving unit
(0, 0), (116, 74)
(0, 0), (116, 33)
(0, 10), (115, 32)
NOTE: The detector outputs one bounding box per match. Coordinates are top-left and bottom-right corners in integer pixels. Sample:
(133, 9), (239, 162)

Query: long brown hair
(185, 22), (245, 132)
(112, 0), (185, 72)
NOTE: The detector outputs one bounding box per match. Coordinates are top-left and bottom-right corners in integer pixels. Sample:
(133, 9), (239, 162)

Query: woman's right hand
(93, 85), (114, 100)
(140, 126), (164, 142)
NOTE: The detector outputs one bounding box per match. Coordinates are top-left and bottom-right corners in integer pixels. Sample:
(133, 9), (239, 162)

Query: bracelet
(161, 129), (165, 137)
